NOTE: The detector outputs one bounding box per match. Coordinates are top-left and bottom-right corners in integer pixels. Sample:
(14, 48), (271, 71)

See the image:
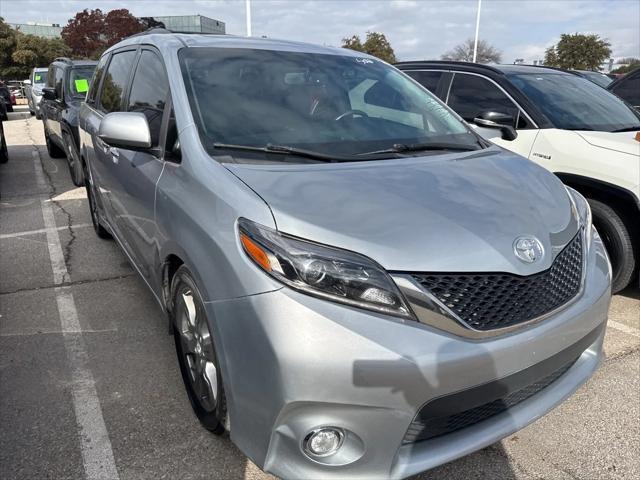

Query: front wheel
(588, 199), (636, 293)
(83, 161), (111, 239)
(44, 125), (65, 158)
(64, 134), (85, 186)
(172, 266), (228, 434)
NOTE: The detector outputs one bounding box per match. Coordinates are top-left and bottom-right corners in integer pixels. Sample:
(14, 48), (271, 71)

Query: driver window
(127, 50), (170, 147)
(350, 79), (423, 129)
(448, 73), (519, 126)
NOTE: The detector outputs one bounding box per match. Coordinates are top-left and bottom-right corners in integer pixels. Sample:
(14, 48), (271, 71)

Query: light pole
(245, 0), (252, 37)
(472, 0), (482, 63)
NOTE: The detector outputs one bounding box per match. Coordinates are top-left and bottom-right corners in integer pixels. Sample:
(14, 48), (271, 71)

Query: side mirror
(23, 79), (31, 85)
(473, 111), (518, 141)
(98, 112), (152, 150)
(42, 87), (57, 101)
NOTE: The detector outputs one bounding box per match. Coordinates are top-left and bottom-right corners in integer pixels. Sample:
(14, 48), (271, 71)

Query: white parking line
(608, 320), (640, 338)
(0, 224), (92, 240)
(33, 149), (120, 480)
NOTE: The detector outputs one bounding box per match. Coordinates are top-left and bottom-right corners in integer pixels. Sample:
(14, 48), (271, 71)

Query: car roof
(106, 29), (374, 59)
(51, 58), (98, 67)
(394, 60), (573, 76)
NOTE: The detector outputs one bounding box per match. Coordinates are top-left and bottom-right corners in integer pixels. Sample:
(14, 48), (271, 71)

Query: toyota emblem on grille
(513, 236), (544, 263)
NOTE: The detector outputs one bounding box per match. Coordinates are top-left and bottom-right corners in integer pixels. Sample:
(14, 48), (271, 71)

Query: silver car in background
(79, 31), (611, 479)
(25, 67), (49, 118)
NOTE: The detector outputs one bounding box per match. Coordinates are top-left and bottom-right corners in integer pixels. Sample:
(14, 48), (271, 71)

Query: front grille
(411, 231), (583, 331)
(403, 356), (578, 444)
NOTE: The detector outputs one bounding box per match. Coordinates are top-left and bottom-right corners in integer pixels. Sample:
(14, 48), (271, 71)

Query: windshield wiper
(357, 142), (480, 156)
(610, 126), (640, 133)
(212, 143), (342, 162)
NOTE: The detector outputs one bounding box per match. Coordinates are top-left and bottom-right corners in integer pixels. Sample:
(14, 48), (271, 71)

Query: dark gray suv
(78, 30), (611, 480)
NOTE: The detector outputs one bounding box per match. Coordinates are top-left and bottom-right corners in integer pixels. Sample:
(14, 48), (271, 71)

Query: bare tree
(441, 38), (502, 64)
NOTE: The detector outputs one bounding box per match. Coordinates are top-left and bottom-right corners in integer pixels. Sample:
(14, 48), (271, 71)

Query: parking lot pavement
(1, 108), (639, 480)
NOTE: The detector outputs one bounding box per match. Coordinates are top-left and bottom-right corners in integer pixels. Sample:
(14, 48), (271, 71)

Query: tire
(171, 266), (228, 435)
(0, 128), (8, 164)
(64, 133), (85, 186)
(83, 160), (112, 239)
(588, 198), (636, 293)
(44, 125), (65, 158)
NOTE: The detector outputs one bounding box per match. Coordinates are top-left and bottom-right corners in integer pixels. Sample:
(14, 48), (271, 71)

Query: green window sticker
(35, 74), (42, 81)
(75, 78), (89, 93)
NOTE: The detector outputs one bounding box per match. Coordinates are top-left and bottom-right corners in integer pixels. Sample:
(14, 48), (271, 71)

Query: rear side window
(99, 50), (136, 114)
(448, 73), (519, 124)
(405, 70), (443, 94)
(610, 71), (640, 107)
(127, 50), (169, 146)
(88, 55), (109, 105)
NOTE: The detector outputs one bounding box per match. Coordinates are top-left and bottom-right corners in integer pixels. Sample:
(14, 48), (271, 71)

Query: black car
(0, 96), (8, 163)
(41, 57), (97, 185)
(571, 69), (613, 88)
(0, 84), (14, 113)
(608, 68), (640, 111)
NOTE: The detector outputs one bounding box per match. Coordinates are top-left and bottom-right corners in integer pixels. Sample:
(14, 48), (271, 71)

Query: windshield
(578, 71), (613, 88)
(180, 48), (479, 159)
(508, 72), (640, 132)
(68, 66), (95, 99)
(32, 70), (47, 85)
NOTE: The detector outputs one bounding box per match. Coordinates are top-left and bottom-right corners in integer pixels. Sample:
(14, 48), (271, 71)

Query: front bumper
(205, 232), (611, 479)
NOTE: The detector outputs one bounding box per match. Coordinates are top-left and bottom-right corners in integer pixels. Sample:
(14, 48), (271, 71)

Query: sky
(0, 0), (638, 63)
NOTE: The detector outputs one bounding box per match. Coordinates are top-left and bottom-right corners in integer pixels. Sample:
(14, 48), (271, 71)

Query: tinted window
(99, 50), (136, 114)
(448, 73), (519, 124)
(127, 50), (169, 146)
(610, 71), (640, 108)
(508, 72), (640, 131)
(68, 66), (96, 99)
(88, 55), (109, 104)
(180, 48), (476, 159)
(54, 67), (64, 98)
(405, 70), (443, 94)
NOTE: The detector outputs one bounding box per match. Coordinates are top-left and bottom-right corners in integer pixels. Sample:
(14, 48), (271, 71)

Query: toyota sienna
(78, 30), (612, 479)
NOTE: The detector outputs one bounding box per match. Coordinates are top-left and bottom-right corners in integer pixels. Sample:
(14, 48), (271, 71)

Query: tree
(441, 38), (502, 63)
(611, 58), (640, 74)
(341, 31), (397, 64)
(543, 33), (611, 70)
(0, 17), (70, 79)
(62, 8), (143, 59)
(0, 17), (18, 78)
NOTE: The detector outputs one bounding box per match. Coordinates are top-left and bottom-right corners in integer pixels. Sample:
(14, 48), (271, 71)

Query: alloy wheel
(177, 289), (218, 412)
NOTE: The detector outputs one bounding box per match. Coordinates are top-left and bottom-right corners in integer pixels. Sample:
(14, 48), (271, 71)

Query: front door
(446, 72), (540, 158)
(109, 48), (170, 287)
(90, 49), (138, 237)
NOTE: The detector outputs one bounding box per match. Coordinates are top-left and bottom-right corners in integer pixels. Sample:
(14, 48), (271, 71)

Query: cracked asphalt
(1, 107), (639, 480)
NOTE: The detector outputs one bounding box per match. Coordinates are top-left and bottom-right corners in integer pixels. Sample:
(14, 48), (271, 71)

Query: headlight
(238, 218), (412, 318)
(565, 186), (593, 244)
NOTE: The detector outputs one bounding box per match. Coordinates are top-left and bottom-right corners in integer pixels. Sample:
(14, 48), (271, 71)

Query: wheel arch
(554, 172), (640, 220)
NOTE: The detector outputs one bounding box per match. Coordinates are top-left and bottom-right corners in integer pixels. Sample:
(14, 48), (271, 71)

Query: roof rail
(127, 27), (226, 39)
(394, 60), (504, 74)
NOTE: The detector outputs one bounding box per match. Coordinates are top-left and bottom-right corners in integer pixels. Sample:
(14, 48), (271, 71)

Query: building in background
(152, 15), (225, 34)
(8, 22), (62, 38)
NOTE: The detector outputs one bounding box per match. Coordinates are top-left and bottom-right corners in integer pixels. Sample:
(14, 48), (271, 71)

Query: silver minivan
(79, 31), (611, 479)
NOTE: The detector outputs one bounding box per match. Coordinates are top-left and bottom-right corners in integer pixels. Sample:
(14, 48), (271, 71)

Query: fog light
(304, 427), (344, 457)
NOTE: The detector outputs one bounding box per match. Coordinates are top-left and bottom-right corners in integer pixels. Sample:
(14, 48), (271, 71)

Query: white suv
(398, 62), (640, 292)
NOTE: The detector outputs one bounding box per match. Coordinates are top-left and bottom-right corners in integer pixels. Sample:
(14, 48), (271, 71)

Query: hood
(576, 130), (640, 156)
(225, 148), (579, 275)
